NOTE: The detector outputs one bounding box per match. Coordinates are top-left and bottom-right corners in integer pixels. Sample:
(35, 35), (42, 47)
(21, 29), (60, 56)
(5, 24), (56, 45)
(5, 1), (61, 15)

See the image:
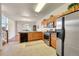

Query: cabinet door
(20, 33), (28, 43)
(51, 33), (57, 48)
(28, 32), (44, 41)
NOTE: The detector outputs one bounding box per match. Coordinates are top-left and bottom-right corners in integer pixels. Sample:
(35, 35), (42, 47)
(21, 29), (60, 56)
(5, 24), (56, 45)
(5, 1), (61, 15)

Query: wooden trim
(58, 10), (79, 18)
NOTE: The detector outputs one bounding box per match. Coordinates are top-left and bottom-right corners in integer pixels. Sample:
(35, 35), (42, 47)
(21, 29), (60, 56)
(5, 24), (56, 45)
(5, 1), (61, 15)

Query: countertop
(18, 31), (43, 33)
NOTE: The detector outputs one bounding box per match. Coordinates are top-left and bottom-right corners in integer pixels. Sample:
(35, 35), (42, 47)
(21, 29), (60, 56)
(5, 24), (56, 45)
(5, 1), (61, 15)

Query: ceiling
(1, 3), (64, 23)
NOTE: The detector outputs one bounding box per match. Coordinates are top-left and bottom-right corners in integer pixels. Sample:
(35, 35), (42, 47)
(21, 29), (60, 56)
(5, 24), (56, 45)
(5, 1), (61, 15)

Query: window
(2, 16), (8, 30)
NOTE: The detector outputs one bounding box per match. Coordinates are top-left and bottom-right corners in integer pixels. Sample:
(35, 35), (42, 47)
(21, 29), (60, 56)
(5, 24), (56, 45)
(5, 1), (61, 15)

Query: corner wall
(8, 19), (16, 41)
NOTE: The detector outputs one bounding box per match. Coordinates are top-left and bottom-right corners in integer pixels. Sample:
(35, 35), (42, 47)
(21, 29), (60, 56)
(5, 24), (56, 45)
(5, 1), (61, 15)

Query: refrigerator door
(64, 11), (79, 56)
(57, 11), (79, 56)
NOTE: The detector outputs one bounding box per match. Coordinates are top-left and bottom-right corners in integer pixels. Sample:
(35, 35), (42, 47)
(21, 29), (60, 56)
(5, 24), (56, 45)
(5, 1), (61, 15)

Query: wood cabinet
(20, 33), (28, 43)
(17, 32), (44, 43)
(50, 33), (57, 49)
(28, 32), (44, 41)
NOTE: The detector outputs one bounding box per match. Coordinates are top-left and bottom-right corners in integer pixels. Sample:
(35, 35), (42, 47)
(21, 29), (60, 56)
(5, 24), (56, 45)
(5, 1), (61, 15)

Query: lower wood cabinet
(50, 33), (57, 49)
(18, 32), (44, 43)
(20, 33), (28, 43)
(28, 32), (44, 41)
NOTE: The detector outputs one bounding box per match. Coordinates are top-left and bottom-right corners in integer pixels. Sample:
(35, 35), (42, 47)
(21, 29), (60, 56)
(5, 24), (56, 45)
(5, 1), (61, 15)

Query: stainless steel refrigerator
(56, 11), (79, 56)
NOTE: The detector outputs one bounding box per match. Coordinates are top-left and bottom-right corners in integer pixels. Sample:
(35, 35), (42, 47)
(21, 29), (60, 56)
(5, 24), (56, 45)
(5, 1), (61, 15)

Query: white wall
(0, 4), (2, 50)
(8, 19), (16, 40)
(8, 20), (36, 40)
(16, 21), (36, 33)
(0, 20), (1, 49)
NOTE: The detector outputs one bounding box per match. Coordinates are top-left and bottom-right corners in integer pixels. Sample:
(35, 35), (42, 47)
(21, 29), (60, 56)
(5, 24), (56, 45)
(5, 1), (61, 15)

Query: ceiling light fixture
(35, 3), (46, 13)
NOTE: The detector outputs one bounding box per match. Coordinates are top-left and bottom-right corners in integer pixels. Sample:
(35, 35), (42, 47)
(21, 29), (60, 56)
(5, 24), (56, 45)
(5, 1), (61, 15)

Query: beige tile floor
(0, 40), (56, 56)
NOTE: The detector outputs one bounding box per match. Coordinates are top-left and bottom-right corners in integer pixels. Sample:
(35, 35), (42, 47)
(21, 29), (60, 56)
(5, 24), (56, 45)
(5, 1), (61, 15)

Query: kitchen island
(17, 32), (44, 43)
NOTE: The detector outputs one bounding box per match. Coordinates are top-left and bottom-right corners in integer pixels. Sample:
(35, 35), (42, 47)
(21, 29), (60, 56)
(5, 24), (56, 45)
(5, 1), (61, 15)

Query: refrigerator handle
(61, 17), (65, 56)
